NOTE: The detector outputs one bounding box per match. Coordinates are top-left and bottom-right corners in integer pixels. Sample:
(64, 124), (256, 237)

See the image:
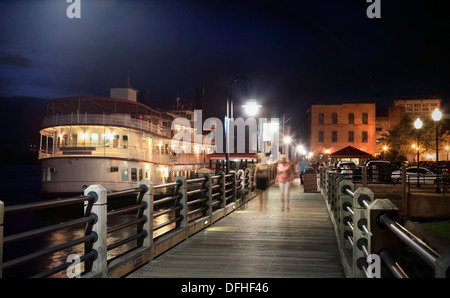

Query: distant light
(432, 108), (442, 122)
(383, 145), (387, 151)
(296, 145), (304, 152)
(283, 136), (291, 144)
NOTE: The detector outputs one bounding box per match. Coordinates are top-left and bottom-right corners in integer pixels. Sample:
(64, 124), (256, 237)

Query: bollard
(84, 185), (108, 277)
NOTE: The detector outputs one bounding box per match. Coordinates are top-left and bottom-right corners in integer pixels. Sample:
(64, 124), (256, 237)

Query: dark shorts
(256, 177), (268, 191)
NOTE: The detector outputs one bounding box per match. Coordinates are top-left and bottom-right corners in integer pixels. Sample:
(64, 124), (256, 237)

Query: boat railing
(42, 113), (170, 138)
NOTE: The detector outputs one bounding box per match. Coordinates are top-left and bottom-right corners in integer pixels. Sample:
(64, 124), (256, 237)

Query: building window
(332, 113), (338, 124)
(348, 113), (354, 124)
(318, 131), (324, 142)
(362, 113), (368, 124)
(348, 131), (354, 142)
(362, 131), (368, 143)
(332, 131), (337, 142)
(318, 113), (324, 124)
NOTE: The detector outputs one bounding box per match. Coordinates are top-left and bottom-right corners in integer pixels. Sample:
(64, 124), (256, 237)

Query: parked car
(391, 167), (438, 184)
(334, 161), (360, 180)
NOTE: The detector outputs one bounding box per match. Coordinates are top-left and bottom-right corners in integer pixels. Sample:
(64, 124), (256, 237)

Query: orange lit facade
(310, 103), (376, 164)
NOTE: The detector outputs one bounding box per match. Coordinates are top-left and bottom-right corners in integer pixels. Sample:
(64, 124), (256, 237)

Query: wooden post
(84, 185), (108, 277)
(0, 200), (4, 278)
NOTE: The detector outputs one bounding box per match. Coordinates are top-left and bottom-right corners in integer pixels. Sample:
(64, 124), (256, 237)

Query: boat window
(71, 134), (78, 146)
(139, 169), (143, 181)
(123, 135), (128, 148)
(121, 168), (129, 181)
(131, 168), (137, 182)
(91, 133), (98, 146)
(62, 134), (68, 146)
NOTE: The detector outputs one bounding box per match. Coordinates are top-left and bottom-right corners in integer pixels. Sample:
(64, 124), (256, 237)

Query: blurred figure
(276, 154), (294, 210)
(253, 153), (269, 210)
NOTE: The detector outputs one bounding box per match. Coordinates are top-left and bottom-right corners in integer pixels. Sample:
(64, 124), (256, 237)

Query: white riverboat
(38, 86), (209, 194)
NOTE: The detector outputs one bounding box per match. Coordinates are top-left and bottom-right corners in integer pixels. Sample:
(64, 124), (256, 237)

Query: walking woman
(253, 153), (269, 210)
(276, 154), (294, 210)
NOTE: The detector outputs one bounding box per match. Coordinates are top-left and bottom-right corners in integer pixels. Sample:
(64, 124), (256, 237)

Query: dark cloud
(0, 52), (32, 68)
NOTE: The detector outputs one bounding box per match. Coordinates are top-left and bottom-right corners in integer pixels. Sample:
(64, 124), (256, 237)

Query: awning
(329, 146), (372, 158)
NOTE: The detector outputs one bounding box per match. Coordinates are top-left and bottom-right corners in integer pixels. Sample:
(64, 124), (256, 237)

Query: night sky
(1, 0), (449, 152)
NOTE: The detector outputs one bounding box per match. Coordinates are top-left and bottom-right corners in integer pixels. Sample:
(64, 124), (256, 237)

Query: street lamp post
(432, 108), (442, 193)
(414, 118), (423, 187)
(225, 76), (255, 173)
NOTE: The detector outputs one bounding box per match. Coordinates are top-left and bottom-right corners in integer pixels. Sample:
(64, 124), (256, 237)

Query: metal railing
(331, 165), (450, 195)
(319, 166), (450, 278)
(0, 167), (272, 278)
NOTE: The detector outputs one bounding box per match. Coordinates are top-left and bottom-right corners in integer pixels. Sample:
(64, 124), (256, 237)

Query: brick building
(309, 103), (376, 164)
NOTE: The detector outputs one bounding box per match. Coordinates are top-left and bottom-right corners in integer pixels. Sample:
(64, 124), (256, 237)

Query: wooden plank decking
(127, 180), (345, 278)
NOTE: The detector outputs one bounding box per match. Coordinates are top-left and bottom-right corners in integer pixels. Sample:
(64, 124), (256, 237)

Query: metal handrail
(379, 214), (440, 268)
(4, 193), (96, 213)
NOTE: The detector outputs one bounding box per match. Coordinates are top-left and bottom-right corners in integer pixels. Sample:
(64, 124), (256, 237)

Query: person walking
(276, 154), (294, 210)
(253, 153), (269, 210)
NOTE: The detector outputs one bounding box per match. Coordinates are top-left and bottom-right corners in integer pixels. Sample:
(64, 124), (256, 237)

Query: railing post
(401, 164), (409, 216)
(435, 251), (450, 278)
(367, 199), (401, 278)
(351, 188), (373, 278)
(338, 180), (354, 250)
(0, 200), (4, 278)
(138, 180), (153, 248)
(201, 173), (213, 217)
(219, 172), (226, 209)
(230, 170), (237, 203)
(362, 166), (367, 187)
(84, 185), (108, 277)
(175, 176), (188, 229)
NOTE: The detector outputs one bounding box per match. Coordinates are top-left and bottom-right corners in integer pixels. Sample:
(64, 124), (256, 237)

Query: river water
(1, 164), (174, 278)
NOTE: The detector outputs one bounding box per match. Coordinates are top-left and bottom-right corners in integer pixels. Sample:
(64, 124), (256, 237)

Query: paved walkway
(127, 179), (345, 278)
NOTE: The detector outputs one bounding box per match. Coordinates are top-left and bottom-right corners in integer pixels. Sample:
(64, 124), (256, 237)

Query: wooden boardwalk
(127, 179), (345, 278)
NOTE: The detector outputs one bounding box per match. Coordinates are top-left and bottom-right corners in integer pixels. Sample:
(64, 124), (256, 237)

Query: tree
(379, 117), (450, 161)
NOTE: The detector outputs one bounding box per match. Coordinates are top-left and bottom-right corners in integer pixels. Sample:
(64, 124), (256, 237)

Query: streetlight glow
(432, 108), (442, 122)
(283, 136), (292, 144)
(242, 100), (262, 116)
(414, 118), (423, 129)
